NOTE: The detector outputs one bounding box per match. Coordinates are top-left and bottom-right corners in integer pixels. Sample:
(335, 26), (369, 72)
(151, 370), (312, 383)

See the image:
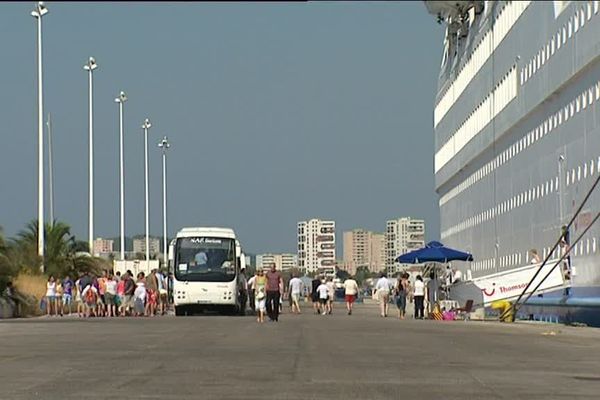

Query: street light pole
(115, 92), (127, 260)
(83, 57), (98, 255)
(142, 119), (152, 264)
(46, 113), (54, 225)
(158, 136), (170, 267)
(31, 1), (48, 272)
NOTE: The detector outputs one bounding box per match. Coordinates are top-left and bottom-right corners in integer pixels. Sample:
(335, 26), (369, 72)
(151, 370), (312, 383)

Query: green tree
(0, 226), (18, 291)
(7, 219), (103, 278)
(354, 266), (374, 286)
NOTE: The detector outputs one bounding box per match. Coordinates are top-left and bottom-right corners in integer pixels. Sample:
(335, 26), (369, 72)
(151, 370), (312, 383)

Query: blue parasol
(396, 241), (474, 264)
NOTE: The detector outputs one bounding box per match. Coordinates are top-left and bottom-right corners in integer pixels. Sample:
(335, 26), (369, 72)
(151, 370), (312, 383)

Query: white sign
(178, 263), (188, 271)
(473, 261), (565, 304)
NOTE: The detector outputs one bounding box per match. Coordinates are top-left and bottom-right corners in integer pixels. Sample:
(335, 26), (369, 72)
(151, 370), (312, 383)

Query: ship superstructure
(425, 1), (600, 325)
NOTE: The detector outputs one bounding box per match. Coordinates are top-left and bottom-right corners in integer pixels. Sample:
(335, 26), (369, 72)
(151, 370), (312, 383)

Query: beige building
(385, 218), (425, 275)
(256, 253), (298, 271)
(298, 219), (336, 275)
(133, 237), (161, 258)
(93, 238), (114, 256)
(342, 229), (386, 275)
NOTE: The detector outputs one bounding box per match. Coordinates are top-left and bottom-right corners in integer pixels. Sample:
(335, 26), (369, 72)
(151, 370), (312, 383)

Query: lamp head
(83, 57), (98, 71)
(142, 118), (152, 129)
(115, 91), (127, 103)
(158, 136), (171, 149)
(31, 2), (48, 18)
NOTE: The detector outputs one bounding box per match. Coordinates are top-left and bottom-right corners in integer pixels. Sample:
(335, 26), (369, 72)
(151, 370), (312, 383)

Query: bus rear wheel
(175, 306), (186, 316)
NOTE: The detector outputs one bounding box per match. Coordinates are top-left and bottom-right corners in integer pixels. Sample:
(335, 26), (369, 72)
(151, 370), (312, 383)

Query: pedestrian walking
(326, 277), (335, 314)
(265, 264), (283, 322)
(413, 275), (425, 319)
(45, 276), (57, 317)
(156, 270), (168, 315)
(395, 273), (409, 319)
(311, 276), (321, 315)
(316, 280), (329, 315)
(375, 273), (391, 317)
(238, 268), (248, 315)
(254, 269), (267, 323)
(122, 271), (136, 316)
(247, 273), (256, 313)
(343, 276), (359, 315)
(62, 275), (74, 316)
(81, 283), (99, 318)
(104, 273), (117, 317)
(288, 273), (303, 314)
(134, 272), (147, 317)
(144, 269), (158, 316)
(55, 279), (64, 316)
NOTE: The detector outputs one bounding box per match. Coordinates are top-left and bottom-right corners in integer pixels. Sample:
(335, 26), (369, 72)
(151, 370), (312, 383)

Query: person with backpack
(81, 284), (99, 318)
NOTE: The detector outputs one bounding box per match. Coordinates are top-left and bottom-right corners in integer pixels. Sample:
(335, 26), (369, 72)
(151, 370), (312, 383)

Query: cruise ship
(425, 1), (600, 326)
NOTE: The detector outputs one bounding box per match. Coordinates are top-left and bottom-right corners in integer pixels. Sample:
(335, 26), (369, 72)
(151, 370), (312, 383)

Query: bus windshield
(175, 237), (236, 282)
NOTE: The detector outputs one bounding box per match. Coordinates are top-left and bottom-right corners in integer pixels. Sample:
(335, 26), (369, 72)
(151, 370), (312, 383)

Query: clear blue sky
(0, 2), (444, 254)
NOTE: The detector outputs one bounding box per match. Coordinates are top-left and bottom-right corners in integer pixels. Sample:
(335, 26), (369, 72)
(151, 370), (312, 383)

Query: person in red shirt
(265, 263), (283, 322)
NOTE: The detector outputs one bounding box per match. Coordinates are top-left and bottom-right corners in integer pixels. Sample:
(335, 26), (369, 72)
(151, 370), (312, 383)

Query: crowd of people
(42, 269), (173, 318)
(242, 264), (430, 323)
(36, 263), (434, 321)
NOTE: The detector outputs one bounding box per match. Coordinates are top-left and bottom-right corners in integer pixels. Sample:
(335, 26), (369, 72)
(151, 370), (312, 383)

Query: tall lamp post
(83, 57), (98, 254)
(31, 1), (48, 272)
(46, 113), (54, 225)
(142, 119), (152, 264)
(115, 92), (127, 260)
(158, 136), (170, 267)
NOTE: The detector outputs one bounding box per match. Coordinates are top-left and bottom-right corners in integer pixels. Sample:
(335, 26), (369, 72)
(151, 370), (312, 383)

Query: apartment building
(297, 219), (336, 275)
(342, 229), (385, 275)
(256, 253), (298, 271)
(385, 218), (425, 275)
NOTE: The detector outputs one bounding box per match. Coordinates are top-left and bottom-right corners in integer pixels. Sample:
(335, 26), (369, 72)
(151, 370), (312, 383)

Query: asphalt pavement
(1, 304), (599, 400)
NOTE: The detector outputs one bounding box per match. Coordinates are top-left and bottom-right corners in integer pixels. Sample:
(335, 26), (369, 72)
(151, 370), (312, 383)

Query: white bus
(169, 227), (246, 316)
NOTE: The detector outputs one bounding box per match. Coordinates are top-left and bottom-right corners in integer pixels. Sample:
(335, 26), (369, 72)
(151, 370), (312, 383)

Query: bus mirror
(168, 244), (174, 262)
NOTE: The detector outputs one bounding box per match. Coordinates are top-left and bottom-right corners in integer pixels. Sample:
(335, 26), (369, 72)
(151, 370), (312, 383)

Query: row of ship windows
(472, 236), (598, 272)
(434, 1), (531, 127)
(521, 1), (599, 86)
(440, 78), (600, 207)
(441, 155), (600, 240)
(435, 66), (517, 172)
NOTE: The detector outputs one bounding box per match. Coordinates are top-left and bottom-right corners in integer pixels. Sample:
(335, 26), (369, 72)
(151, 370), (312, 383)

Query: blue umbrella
(396, 241), (474, 264)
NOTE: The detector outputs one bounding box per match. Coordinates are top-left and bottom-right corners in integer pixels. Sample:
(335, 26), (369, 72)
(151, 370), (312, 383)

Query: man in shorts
(122, 271), (136, 316)
(317, 280), (329, 315)
(62, 275), (74, 315)
(343, 276), (359, 315)
(288, 273), (303, 314)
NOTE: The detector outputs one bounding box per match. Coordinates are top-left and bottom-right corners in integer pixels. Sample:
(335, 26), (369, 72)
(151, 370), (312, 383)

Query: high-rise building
(297, 219), (336, 275)
(93, 238), (114, 256)
(342, 229), (386, 275)
(385, 218), (425, 275)
(133, 236), (161, 258)
(256, 253), (298, 271)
